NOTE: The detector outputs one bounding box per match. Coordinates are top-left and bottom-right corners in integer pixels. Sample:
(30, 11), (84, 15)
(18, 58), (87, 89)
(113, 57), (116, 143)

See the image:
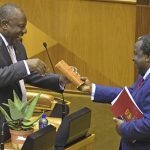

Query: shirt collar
(0, 33), (9, 47)
(143, 68), (150, 80)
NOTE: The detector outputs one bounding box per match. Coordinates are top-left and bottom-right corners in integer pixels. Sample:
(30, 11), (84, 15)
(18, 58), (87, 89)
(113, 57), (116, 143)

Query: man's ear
(0, 19), (9, 30)
(146, 55), (150, 62)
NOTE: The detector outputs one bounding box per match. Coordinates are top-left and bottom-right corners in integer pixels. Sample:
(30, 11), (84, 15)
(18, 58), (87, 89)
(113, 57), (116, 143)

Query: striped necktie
(136, 77), (144, 90)
(7, 45), (27, 101)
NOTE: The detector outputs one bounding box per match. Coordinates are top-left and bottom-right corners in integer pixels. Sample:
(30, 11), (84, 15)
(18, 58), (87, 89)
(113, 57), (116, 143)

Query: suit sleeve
(93, 79), (139, 104)
(0, 61), (28, 88)
(17, 44), (62, 93)
(93, 84), (122, 103)
(26, 72), (62, 93)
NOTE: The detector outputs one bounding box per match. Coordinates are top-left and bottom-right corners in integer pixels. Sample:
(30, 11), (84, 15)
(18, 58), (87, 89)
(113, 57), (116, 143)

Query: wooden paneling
(136, 5), (150, 37)
(47, 1), (136, 87)
(85, 0), (136, 4)
(134, 3), (150, 79)
(1, 0), (136, 87)
(23, 21), (58, 58)
(137, 0), (150, 5)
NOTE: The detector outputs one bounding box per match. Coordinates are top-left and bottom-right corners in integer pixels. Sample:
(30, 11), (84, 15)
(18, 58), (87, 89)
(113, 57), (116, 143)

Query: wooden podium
(4, 117), (95, 150)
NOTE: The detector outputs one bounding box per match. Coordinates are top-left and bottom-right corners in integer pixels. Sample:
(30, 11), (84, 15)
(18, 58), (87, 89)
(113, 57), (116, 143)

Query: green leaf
(22, 113), (42, 127)
(9, 124), (22, 130)
(24, 93), (40, 120)
(23, 119), (31, 122)
(8, 99), (24, 120)
(21, 125), (33, 130)
(0, 91), (41, 131)
(13, 90), (22, 110)
(2, 103), (9, 107)
(0, 106), (12, 122)
(21, 98), (33, 113)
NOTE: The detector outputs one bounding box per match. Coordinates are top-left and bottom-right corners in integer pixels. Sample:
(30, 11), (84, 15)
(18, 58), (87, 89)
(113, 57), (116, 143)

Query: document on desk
(111, 86), (143, 121)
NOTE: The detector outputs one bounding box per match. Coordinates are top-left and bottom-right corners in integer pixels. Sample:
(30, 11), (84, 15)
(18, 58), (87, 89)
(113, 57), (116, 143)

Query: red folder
(111, 86), (143, 121)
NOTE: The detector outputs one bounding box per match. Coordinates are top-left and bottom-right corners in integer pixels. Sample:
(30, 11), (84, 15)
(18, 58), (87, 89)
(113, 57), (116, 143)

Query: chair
(26, 85), (71, 113)
(27, 91), (55, 112)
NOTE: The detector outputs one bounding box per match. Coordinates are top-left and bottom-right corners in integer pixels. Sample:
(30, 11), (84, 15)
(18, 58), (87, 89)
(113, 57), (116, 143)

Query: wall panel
(1, 0), (136, 88)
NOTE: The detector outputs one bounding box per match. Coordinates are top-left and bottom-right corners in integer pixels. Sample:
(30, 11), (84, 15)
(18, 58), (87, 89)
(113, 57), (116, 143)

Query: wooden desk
(4, 134), (95, 150)
(4, 117), (95, 150)
(33, 117), (62, 131)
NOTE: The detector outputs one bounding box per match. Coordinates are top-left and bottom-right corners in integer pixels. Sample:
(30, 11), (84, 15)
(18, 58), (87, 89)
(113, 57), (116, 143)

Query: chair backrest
(26, 85), (71, 113)
(27, 92), (54, 112)
(22, 125), (56, 150)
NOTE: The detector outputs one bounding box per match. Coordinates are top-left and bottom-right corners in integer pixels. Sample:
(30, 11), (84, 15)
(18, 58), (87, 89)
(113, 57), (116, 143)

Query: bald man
(79, 35), (150, 150)
(0, 3), (68, 141)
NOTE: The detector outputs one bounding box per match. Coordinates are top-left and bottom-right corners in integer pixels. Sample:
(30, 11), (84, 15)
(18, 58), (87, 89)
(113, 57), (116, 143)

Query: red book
(111, 86), (143, 121)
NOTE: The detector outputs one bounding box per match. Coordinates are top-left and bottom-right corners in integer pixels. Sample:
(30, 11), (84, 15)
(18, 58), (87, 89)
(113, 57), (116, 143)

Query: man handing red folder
(79, 35), (150, 150)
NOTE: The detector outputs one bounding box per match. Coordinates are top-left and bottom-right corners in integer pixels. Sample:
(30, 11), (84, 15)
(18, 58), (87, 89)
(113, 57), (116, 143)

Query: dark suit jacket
(0, 37), (62, 141)
(94, 75), (150, 150)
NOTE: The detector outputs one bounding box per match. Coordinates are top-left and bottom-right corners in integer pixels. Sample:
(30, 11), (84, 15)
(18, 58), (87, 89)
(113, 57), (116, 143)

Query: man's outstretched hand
(78, 77), (92, 93)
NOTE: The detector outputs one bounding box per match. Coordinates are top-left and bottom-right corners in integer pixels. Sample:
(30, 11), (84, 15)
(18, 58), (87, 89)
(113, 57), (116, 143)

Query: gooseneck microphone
(43, 42), (67, 120)
(43, 42), (56, 73)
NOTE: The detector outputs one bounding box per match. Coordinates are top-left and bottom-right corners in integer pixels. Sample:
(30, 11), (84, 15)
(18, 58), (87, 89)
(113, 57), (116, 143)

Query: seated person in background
(79, 35), (150, 150)
(0, 3), (69, 141)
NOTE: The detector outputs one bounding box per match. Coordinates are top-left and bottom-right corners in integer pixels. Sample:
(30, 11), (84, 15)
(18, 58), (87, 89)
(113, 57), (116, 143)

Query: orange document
(55, 60), (84, 88)
(111, 86), (143, 121)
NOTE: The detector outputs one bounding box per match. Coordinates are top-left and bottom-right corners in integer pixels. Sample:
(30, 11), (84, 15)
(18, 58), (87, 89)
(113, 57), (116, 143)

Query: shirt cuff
(91, 83), (96, 100)
(59, 83), (65, 91)
(23, 60), (31, 75)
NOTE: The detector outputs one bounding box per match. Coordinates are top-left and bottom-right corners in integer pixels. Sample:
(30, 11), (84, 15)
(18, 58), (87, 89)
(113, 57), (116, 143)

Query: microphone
(43, 42), (67, 120)
(43, 42), (56, 73)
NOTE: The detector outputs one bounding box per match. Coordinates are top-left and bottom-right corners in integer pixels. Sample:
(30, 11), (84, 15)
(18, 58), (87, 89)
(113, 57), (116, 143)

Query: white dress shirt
(0, 33), (30, 101)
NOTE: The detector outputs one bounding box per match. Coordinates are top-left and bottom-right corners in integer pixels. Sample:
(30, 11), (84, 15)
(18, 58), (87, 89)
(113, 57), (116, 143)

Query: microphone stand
(43, 42), (55, 73)
(43, 42), (67, 120)
(0, 119), (24, 150)
(61, 86), (66, 120)
(0, 122), (5, 150)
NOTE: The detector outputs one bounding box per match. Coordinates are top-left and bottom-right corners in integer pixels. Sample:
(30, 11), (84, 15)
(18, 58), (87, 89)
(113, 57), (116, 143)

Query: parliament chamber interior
(0, 0), (150, 150)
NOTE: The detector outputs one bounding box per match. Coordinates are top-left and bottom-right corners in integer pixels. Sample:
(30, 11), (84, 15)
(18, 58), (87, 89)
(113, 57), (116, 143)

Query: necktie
(136, 77), (144, 90)
(7, 45), (27, 101)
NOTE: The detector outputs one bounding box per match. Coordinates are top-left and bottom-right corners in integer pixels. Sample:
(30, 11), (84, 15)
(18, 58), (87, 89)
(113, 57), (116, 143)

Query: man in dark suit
(0, 3), (68, 141)
(79, 35), (150, 150)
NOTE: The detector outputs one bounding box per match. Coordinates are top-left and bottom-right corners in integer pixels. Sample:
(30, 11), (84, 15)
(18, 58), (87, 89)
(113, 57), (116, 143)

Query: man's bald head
(0, 3), (27, 44)
(0, 3), (26, 21)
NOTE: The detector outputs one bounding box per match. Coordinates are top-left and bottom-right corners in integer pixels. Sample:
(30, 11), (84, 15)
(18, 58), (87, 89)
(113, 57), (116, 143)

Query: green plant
(0, 91), (42, 131)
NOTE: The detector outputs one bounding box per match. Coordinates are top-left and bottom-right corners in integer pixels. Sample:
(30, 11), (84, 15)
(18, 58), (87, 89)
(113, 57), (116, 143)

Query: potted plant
(0, 91), (42, 150)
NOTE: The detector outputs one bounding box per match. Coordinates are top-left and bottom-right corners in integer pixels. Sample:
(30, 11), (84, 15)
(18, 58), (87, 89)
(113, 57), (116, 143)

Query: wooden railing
(83, 0), (136, 4)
